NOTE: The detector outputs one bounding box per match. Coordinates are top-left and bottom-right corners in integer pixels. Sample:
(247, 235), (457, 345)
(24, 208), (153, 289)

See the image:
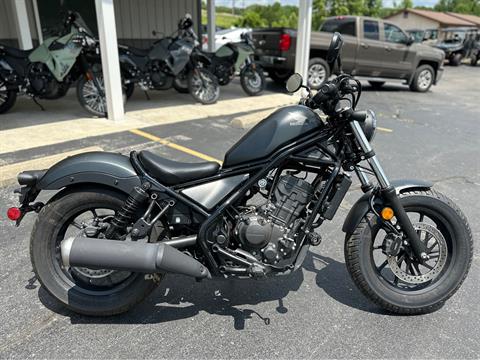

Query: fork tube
(350, 121), (390, 189)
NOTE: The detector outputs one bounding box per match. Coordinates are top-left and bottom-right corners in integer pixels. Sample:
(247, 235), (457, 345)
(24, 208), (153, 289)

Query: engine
(233, 175), (314, 266)
(27, 63), (69, 99)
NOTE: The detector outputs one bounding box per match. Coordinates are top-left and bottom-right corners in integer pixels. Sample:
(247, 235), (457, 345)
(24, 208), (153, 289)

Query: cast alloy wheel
(308, 64), (326, 88)
(417, 69), (433, 91)
(188, 68), (220, 104)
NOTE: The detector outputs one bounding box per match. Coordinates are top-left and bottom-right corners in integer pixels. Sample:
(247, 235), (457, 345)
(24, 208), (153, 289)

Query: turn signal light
(7, 207), (22, 221)
(381, 207), (394, 221)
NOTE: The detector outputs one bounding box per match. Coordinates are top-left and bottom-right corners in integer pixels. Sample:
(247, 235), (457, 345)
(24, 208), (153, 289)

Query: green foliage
(434, 0), (480, 15)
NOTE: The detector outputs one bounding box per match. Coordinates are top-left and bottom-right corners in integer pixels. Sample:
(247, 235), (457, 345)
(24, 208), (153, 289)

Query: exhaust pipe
(61, 236), (210, 279)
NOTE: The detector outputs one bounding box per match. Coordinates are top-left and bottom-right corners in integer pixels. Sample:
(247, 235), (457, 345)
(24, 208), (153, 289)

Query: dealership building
(0, 0), (314, 121)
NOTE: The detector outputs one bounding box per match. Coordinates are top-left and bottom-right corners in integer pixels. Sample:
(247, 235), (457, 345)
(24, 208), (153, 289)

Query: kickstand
(144, 91), (151, 101)
(32, 97), (45, 111)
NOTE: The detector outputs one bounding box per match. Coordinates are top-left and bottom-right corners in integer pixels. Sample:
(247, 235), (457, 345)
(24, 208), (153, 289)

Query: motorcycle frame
(129, 118), (406, 276)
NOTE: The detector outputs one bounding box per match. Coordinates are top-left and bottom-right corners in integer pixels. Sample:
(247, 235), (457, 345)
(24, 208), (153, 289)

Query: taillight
(7, 207), (22, 221)
(279, 33), (291, 51)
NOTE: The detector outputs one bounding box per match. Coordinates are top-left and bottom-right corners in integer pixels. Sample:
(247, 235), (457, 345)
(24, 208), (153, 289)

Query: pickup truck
(252, 16), (445, 92)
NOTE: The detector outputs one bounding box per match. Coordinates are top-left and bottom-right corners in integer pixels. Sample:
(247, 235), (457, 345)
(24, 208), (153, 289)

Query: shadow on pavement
(37, 251), (387, 329)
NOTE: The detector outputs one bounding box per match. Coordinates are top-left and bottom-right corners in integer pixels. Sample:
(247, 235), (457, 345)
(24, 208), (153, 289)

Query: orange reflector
(381, 207), (394, 220)
(85, 72), (93, 81)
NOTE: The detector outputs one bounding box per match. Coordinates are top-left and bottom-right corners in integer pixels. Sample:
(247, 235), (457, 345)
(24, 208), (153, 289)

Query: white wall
(387, 12), (440, 30)
(0, 0), (39, 46)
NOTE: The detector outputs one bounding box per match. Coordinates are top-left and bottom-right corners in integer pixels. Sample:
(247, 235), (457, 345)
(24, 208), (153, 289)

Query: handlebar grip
(350, 110), (367, 122)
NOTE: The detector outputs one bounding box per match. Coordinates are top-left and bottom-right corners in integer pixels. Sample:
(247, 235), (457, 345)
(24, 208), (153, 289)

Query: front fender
(37, 151), (141, 194)
(342, 179), (433, 235)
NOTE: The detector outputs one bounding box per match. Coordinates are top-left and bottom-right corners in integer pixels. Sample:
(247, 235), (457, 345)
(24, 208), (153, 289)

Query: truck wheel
(307, 58), (330, 90)
(268, 70), (292, 85)
(409, 65), (434, 93)
(368, 81), (385, 90)
(449, 53), (462, 66)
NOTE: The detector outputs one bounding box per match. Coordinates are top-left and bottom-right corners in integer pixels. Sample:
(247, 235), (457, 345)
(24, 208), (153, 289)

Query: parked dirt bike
(0, 12), (110, 116)
(119, 15), (219, 105)
(174, 32), (265, 96)
(9, 33), (472, 316)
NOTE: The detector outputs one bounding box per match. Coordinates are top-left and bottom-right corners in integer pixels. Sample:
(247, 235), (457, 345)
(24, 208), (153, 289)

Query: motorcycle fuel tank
(223, 105), (323, 167)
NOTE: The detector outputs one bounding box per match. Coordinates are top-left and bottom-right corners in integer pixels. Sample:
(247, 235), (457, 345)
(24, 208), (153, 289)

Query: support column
(95, 0), (124, 121)
(12, 0), (33, 50)
(294, 0), (313, 85)
(207, 0), (216, 52)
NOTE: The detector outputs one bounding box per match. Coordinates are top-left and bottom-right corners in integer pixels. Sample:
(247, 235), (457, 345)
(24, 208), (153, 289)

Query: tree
(398, 0), (414, 9)
(237, 10), (265, 28)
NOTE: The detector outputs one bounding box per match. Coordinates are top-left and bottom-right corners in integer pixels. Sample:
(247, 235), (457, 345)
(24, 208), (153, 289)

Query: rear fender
(36, 151), (141, 194)
(342, 179), (433, 235)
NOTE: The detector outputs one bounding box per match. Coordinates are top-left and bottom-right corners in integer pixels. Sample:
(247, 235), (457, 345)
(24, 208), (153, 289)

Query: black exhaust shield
(61, 236), (210, 279)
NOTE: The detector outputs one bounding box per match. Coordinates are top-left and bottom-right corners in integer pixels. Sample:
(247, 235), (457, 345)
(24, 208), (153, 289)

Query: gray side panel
(37, 151), (141, 194)
(181, 174), (249, 210)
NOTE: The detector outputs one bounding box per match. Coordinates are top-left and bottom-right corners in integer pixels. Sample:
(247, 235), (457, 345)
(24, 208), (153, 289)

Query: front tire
(449, 53), (462, 66)
(240, 64), (265, 96)
(188, 68), (220, 104)
(30, 187), (163, 316)
(0, 78), (17, 114)
(409, 64), (434, 92)
(345, 189), (472, 315)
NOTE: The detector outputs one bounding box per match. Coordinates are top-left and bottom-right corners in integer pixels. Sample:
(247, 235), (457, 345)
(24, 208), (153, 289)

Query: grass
(201, 9), (241, 29)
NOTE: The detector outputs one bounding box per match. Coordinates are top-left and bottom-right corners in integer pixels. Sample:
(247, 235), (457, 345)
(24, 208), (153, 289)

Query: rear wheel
(0, 78), (17, 114)
(449, 53), (462, 66)
(307, 58), (330, 90)
(368, 81), (385, 90)
(30, 187), (163, 316)
(188, 68), (220, 104)
(345, 189), (473, 314)
(409, 64), (434, 92)
(268, 69), (292, 85)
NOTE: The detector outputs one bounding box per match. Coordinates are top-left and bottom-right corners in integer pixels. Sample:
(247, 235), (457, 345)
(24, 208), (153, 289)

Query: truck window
(363, 20), (379, 40)
(320, 18), (356, 36)
(384, 23), (408, 43)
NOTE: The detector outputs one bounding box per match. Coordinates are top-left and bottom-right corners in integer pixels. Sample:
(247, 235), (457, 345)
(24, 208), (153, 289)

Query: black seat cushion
(138, 151), (220, 185)
(126, 46), (150, 57)
(0, 45), (32, 58)
(17, 169), (47, 186)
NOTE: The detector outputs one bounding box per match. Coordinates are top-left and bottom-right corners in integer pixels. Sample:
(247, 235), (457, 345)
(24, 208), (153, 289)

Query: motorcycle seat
(138, 151), (220, 185)
(124, 46), (150, 57)
(0, 45), (32, 58)
(17, 169), (47, 186)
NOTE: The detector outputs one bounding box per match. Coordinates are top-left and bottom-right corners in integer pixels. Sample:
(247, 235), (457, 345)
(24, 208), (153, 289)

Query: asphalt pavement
(0, 66), (479, 359)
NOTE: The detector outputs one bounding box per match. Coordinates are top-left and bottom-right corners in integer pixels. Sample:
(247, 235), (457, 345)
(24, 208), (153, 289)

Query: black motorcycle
(119, 15), (219, 105)
(174, 32), (265, 96)
(0, 12), (107, 116)
(9, 33), (472, 316)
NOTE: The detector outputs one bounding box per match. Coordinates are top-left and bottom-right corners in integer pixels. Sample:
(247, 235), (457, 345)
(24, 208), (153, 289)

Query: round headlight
(362, 109), (377, 142)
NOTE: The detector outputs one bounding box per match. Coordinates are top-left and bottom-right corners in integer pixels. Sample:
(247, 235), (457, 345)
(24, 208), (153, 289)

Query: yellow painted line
(378, 127), (393, 133)
(129, 129), (222, 164)
(0, 146), (103, 187)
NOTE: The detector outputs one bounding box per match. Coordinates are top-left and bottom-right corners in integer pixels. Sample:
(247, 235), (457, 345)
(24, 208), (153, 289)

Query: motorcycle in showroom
(8, 33), (472, 316)
(119, 15), (219, 105)
(0, 12), (112, 117)
(173, 32), (265, 96)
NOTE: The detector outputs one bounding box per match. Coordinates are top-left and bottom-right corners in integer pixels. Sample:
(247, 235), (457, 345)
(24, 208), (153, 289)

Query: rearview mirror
(326, 32), (344, 68)
(286, 73), (303, 93)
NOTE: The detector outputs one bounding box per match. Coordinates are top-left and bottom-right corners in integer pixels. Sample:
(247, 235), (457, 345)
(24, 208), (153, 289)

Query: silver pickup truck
(253, 16), (445, 92)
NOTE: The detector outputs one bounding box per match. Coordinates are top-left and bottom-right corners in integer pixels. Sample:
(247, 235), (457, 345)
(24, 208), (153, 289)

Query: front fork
(350, 121), (429, 261)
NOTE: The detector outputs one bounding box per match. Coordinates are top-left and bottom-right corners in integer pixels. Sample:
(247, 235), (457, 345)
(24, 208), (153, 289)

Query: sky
(216, 0), (440, 8)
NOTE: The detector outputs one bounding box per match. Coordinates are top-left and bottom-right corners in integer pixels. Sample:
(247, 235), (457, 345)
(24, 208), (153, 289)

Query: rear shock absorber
(104, 185), (150, 239)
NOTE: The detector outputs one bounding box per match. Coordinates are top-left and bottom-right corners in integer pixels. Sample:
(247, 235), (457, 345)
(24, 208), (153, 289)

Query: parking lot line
(378, 127), (393, 133)
(129, 128), (223, 164)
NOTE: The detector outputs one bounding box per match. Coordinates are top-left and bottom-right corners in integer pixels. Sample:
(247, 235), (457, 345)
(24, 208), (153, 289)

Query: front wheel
(449, 53), (462, 66)
(77, 68), (127, 117)
(240, 64), (265, 96)
(345, 189), (472, 314)
(188, 68), (220, 104)
(0, 78), (17, 114)
(30, 187), (163, 316)
(409, 65), (434, 92)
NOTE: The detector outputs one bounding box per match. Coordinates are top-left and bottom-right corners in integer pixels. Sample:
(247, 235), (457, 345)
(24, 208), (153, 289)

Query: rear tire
(30, 187), (163, 316)
(345, 189), (473, 315)
(268, 69), (292, 85)
(368, 81), (385, 90)
(449, 53), (462, 66)
(0, 78), (17, 114)
(409, 64), (434, 92)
